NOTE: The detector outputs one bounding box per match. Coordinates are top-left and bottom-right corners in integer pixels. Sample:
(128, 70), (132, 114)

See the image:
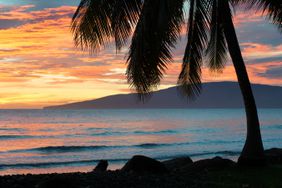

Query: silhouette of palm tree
(71, 0), (281, 165)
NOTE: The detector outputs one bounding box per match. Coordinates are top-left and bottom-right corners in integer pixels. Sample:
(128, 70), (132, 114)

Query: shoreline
(1, 148), (281, 188)
(0, 155), (240, 176)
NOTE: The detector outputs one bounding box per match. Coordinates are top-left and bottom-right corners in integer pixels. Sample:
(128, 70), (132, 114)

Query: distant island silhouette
(44, 82), (282, 109)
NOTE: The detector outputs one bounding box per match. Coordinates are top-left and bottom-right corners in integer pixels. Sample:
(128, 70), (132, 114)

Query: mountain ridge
(44, 82), (282, 109)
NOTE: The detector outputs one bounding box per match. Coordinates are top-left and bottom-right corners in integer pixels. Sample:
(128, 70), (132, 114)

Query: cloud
(236, 20), (282, 46)
(104, 68), (126, 76)
(233, 9), (262, 26)
(0, 48), (18, 52)
(97, 78), (126, 84)
(258, 66), (282, 79)
(0, 5), (76, 29)
(0, 57), (23, 63)
(241, 43), (282, 60)
(0, 3), (281, 108)
(0, 0), (80, 10)
(31, 73), (81, 84)
(0, 19), (24, 29)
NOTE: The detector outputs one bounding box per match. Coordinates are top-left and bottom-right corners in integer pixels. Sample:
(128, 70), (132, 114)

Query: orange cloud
(233, 9), (262, 26)
(242, 43), (282, 59)
(0, 5), (75, 21)
(0, 4), (281, 108)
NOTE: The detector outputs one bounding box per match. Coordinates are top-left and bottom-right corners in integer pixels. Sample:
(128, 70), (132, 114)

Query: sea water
(0, 109), (281, 175)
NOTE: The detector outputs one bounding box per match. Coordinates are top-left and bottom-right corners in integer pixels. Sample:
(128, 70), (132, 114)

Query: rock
(162, 157), (193, 171)
(265, 148), (282, 164)
(181, 156), (236, 173)
(121, 155), (168, 174)
(93, 160), (108, 172)
(237, 154), (267, 166)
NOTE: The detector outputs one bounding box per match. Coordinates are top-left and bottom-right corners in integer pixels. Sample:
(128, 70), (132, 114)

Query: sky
(0, 1), (281, 109)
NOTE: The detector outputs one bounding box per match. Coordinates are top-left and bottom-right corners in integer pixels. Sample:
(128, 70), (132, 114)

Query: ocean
(0, 109), (281, 175)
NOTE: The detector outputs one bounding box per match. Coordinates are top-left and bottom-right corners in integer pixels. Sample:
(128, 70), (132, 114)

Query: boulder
(162, 157), (193, 171)
(265, 148), (282, 164)
(181, 156), (236, 172)
(237, 155), (267, 166)
(121, 155), (168, 174)
(93, 160), (108, 172)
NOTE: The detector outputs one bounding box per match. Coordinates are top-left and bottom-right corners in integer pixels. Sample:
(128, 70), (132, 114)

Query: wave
(193, 140), (242, 145)
(189, 150), (240, 157)
(137, 142), (187, 148)
(90, 129), (179, 136)
(138, 143), (162, 148)
(31, 145), (112, 152)
(263, 124), (282, 130)
(215, 151), (240, 156)
(0, 158), (128, 170)
(5, 142), (243, 156)
(264, 137), (282, 142)
(0, 134), (65, 140)
(0, 128), (26, 131)
(13, 145), (119, 153)
(9, 142), (191, 153)
(0, 135), (34, 140)
(91, 131), (125, 136)
(133, 130), (178, 135)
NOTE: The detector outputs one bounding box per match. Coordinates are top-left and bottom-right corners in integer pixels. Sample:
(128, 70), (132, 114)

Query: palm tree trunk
(222, 3), (265, 166)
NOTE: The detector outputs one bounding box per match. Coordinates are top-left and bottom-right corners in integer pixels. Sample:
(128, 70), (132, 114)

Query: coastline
(1, 148), (281, 188)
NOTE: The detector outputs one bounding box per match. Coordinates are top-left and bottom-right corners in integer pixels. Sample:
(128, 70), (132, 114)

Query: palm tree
(71, 0), (282, 166)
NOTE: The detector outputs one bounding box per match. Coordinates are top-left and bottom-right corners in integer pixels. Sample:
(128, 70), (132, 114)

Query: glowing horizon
(0, 1), (281, 109)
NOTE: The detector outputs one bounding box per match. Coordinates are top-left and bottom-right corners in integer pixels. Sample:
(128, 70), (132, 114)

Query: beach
(1, 149), (282, 188)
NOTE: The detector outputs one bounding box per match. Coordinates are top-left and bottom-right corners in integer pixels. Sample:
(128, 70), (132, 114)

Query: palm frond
(71, 0), (142, 53)
(206, 0), (228, 72)
(111, 0), (142, 50)
(178, 0), (211, 98)
(71, 0), (113, 53)
(127, 0), (185, 98)
(235, 0), (282, 31)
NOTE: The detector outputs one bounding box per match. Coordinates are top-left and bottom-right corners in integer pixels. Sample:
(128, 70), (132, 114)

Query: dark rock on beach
(93, 160), (108, 172)
(265, 148), (282, 164)
(180, 156), (236, 173)
(121, 155), (168, 174)
(162, 157), (193, 171)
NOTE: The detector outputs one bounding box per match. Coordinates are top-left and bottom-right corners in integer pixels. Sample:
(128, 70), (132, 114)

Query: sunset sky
(0, 1), (281, 109)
